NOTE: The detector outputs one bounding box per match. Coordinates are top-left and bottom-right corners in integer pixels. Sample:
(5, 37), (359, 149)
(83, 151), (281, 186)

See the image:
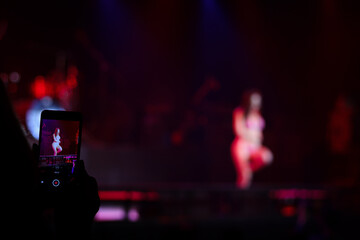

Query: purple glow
(94, 206), (126, 222)
(127, 207), (140, 222)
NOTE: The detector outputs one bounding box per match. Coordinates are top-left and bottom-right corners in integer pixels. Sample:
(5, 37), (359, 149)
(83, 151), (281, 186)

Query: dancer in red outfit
(231, 90), (273, 188)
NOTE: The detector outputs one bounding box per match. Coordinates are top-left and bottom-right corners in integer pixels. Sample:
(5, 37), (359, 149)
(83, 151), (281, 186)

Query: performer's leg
(250, 146), (273, 171)
(260, 146), (273, 164)
(231, 139), (252, 189)
(52, 142), (57, 156)
(57, 145), (63, 154)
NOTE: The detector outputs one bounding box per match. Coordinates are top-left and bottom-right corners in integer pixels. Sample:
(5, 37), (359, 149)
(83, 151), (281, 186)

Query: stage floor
(92, 186), (360, 240)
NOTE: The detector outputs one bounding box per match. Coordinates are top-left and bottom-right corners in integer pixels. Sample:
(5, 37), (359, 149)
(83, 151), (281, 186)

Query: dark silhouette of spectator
(1, 73), (99, 239)
(1, 71), (39, 237)
(1, 14), (99, 238)
(304, 94), (360, 187)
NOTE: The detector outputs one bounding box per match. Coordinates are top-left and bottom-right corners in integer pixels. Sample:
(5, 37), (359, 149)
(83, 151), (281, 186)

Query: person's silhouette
(1, 79), (99, 239)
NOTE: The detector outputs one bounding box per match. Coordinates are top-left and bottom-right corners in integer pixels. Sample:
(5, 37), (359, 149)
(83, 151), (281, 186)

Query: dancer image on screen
(231, 90), (273, 189)
(52, 128), (63, 156)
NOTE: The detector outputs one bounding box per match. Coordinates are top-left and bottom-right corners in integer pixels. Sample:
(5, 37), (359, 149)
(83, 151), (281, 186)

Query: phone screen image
(39, 119), (80, 168)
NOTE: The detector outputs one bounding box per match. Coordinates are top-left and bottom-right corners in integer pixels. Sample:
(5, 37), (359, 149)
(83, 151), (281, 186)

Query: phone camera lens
(52, 179), (60, 187)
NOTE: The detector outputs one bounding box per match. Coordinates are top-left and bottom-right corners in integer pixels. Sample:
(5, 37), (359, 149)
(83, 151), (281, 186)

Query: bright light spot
(32, 76), (47, 99)
(26, 97), (64, 140)
(9, 72), (20, 83)
(128, 207), (140, 222)
(41, 96), (54, 107)
(130, 191), (145, 201)
(95, 206), (126, 222)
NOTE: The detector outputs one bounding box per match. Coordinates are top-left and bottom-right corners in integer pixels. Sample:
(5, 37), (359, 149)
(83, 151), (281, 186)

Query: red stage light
(129, 191), (145, 201)
(32, 76), (47, 99)
(66, 75), (78, 88)
(281, 205), (296, 217)
(270, 189), (326, 200)
(98, 191), (160, 201)
(99, 191), (129, 201)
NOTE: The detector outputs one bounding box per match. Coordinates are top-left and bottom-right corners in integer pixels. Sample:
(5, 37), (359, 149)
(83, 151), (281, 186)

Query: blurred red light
(270, 189), (326, 200)
(32, 76), (47, 99)
(67, 66), (78, 76)
(147, 191), (160, 201)
(66, 76), (78, 88)
(99, 191), (129, 201)
(281, 205), (296, 217)
(98, 191), (160, 201)
(171, 131), (183, 145)
(130, 191), (145, 201)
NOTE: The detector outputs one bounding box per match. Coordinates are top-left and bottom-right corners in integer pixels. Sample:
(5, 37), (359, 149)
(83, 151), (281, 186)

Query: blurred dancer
(231, 90), (273, 188)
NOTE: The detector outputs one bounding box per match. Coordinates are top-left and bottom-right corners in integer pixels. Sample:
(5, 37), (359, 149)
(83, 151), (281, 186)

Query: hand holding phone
(34, 110), (99, 238)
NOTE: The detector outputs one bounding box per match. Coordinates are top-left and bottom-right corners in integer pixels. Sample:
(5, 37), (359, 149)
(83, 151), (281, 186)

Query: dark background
(2, 0), (360, 187)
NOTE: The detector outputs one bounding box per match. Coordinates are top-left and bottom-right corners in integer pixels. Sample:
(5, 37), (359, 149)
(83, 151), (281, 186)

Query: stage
(93, 186), (360, 239)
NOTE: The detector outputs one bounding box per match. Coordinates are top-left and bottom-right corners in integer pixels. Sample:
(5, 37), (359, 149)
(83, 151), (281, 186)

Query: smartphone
(38, 110), (82, 191)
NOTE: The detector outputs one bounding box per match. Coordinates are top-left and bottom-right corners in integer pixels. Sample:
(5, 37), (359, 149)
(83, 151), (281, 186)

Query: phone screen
(38, 110), (82, 189)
